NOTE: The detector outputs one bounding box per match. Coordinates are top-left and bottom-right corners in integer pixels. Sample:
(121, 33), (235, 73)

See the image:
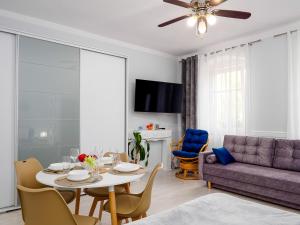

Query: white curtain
(287, 31), (300, 139)
(198, 46), (249, 147)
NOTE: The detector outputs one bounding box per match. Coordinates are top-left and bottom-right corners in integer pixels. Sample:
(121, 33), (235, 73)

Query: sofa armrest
(199, 150), (214, 179)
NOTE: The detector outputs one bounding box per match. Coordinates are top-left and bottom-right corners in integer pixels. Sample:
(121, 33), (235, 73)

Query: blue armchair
(171, 129), (208, 180)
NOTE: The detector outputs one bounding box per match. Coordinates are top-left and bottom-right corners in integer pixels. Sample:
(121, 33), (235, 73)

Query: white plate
(67, 174), (90, 181)
(67, 170), (89, 181)
(113, 163), (140, 172)
(48, 163), (64, 171)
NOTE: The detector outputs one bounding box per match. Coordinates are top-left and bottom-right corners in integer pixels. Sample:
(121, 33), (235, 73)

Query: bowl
(67, 170), (89, 181)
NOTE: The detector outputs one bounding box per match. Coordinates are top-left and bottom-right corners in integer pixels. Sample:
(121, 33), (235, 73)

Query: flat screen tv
(134, 79), (182, 113)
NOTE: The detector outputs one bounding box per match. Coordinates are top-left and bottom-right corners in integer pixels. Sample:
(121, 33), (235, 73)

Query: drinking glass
(62, 156), (71, 170)
(70, 148), (80, 163)
(112, 153), (121, 167)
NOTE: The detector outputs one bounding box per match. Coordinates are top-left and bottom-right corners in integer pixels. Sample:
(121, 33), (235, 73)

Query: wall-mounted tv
(134, 79), (182, 113)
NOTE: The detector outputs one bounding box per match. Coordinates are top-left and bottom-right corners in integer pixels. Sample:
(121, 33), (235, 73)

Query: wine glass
(70, 148), (80, 163)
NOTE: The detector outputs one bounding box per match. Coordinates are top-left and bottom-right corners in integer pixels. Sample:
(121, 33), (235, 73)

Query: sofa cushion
(182, 129), (208, 153)
(173, 150), (198, 158)
(223, 135), (275, 167)
(273, 139), (300, 172)
(203, 162), (300, 195)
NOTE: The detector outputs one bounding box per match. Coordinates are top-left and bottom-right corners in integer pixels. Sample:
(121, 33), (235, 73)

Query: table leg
(108, 186), (118, 225)
(124, 183), (131, 194)
(75, 188), (81, 215)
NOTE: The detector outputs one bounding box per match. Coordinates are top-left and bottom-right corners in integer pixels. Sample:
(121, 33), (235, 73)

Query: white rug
(129, 193), (300, 225)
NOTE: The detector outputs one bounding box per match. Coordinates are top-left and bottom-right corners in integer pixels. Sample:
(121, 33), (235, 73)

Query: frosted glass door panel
(80, 50), (126, 153)
(0, 32), (15, 209)
(18, 37), (80, 167)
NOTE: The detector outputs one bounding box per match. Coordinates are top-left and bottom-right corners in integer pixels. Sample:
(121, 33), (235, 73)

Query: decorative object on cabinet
(128, 132), (151, 166)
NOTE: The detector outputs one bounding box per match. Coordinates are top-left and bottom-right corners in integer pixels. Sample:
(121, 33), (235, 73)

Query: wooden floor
(0, 170), (299, 225)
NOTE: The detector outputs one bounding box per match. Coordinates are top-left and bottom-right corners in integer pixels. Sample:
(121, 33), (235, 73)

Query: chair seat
(58, 190), (76, 204)
(104, 194), (141, 216)
(84, 185), (126, 198)
(73, 214), (98, 225)
(173, 150), (198, 158)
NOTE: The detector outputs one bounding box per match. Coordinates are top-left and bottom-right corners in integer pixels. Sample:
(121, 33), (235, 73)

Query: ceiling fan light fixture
(187, 15), (198, 27)
(197, 17), (207, 34)
(207, 14), (217, 25)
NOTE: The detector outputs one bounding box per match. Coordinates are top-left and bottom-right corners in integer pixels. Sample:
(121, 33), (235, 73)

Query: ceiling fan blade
(213, 9), (251, 19)
(206, 0), (227, 7)
(163, 0), (191, 8)
(158, 15), (192, 27)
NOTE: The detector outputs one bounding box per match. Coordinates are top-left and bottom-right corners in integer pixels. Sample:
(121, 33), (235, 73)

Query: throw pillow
(206, 154), (217, 164)
(212, 147), (235, 165)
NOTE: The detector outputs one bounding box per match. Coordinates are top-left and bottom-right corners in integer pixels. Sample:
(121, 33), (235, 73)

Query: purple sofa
(200, 135), (300, 210)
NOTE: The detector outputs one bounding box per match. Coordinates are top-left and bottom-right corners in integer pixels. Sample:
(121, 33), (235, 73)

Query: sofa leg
(207, 181), (212, 189)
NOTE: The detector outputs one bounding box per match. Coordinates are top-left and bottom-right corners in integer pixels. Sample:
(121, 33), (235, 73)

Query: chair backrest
(104, 152), (128, 162)
(15, 158), (45, 188)
(17, 185), (77, 225)
(133, 163), (162, 216)
(182, 129), (208, 153)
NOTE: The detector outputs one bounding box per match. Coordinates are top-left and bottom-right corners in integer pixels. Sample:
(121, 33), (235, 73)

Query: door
(0, 32), (16, 209)
(80, 50), (126, 153)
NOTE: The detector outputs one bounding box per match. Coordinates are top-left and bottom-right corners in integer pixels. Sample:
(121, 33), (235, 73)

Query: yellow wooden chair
(103, 164), (162, 224)
(170, 129), (208, 180)
(15, 158), (76, 204)
(84, 152), (130, 221)
(17, 185), (98, 225)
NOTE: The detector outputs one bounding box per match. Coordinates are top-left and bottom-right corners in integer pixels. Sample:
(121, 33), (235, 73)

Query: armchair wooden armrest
(200, 142), (209, 152)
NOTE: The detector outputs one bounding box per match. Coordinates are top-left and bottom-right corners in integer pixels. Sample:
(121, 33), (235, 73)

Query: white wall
(248, 35), (288, 138)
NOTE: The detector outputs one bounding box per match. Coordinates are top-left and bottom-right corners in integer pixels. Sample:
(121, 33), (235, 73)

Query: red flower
(78, 153), (87, 162)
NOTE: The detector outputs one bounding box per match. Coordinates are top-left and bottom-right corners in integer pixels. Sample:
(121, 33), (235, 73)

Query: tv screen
(134, 79), (182, 113)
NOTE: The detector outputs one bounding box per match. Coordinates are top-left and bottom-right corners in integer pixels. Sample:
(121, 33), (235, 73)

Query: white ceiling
(0, 0), (300, 56)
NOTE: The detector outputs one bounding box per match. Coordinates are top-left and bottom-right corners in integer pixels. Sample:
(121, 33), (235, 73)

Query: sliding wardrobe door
(80, 50), (126, 153)
(0, 32), (16, 209)
(18, 37), (80, 167)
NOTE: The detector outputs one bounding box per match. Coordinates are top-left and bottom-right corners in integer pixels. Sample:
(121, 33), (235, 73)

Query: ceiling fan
(158, 0), (251, 35)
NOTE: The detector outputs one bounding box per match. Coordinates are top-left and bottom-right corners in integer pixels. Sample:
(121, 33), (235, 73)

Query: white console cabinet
(129, 130), (172, 170)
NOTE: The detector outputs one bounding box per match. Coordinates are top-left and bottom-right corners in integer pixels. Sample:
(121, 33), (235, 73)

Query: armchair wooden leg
(207, 181), (212, 189)
(117, 219), (122, 225)
(89, 198), (98, 216)
(183, 169), (187, 179)
(131, 216), (142, 221)
(98, 200), (104, 220)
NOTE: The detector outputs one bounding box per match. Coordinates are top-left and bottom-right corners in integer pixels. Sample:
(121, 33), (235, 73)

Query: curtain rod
(179, 29), (298, 61)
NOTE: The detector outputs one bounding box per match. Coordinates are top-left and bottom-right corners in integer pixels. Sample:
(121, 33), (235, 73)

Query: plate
(48, 163), (64, 171)
(67, 170), (89, 181)
(67, 174), (90, 181)
(113, 163), (140, 173)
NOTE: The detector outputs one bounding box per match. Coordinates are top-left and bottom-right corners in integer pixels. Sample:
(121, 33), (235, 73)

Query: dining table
(36, 167), (145, 225)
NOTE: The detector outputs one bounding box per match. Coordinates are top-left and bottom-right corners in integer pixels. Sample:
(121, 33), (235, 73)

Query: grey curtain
(181, 55), (198, 133)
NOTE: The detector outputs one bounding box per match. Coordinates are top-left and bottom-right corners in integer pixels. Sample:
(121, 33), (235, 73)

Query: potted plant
(128, 131), (150, 166)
